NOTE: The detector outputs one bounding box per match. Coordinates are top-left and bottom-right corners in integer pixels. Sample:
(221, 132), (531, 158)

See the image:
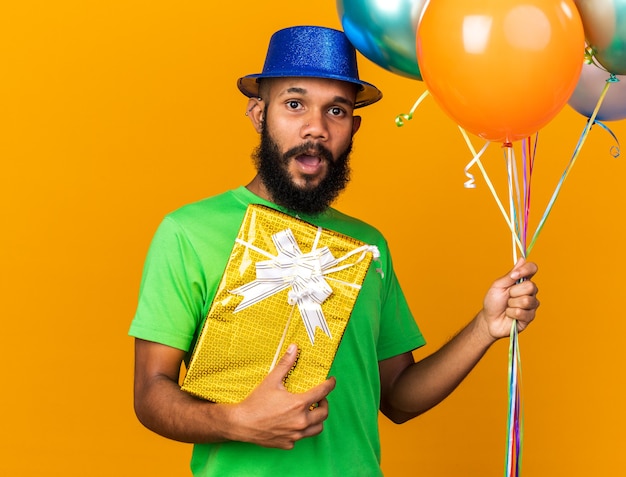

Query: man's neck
(245, 175), (273, 203)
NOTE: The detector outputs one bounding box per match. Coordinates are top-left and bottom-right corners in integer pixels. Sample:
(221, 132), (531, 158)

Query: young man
(129, 26), (539, 476)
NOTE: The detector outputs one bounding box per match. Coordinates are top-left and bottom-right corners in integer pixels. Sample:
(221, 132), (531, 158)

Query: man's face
(252, 77), (361, 214)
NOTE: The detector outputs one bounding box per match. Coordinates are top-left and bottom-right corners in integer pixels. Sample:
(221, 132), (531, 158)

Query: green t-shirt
(129, 186), (425, 476)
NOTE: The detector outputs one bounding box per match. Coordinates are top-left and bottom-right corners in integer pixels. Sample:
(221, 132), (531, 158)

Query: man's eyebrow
(332, 96), (355, 108)
(285, 87), (307, 95)
(283, 87), (355, 108)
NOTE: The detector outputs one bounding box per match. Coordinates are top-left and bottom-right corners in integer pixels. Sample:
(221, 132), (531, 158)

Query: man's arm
(379, 259), (540, 423)
(133, 339), (336, 449)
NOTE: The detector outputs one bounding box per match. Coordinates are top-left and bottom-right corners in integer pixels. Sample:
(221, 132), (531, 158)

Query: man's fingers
(266, 343), (299, 386)
(509, 259), (538, 282)
(301, 376), (336, 409)
(510, 276), (538, 294)
(491, 259), (538, 291)
(264, 343), (336, 419)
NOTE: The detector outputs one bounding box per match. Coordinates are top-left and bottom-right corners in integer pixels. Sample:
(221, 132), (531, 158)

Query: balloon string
(464, 141), (490, 188)
(505, 147), (524, 477)
(395, 90), (430, 127)
(505, 145), (524, 262)
(460, 138), (525, 477)
(505, 320), (524, 477)
(584, 45), (595, 65)
(594, 120), (621, 158)
(522, 135), (537, 254)
(458, 126), (525, 256)
(521, 140), (529, 253)
(526, 77), (614, 254)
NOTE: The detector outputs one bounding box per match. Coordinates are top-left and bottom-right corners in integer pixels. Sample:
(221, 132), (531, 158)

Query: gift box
(181, 204), (380, 403)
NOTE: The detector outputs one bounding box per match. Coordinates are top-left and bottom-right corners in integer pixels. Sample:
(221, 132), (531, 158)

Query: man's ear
(352, 115), (362, 136)
(246, 98), (264, 133)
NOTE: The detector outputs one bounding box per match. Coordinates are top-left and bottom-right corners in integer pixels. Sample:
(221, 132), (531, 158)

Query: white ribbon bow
(230, 227), (379, 344)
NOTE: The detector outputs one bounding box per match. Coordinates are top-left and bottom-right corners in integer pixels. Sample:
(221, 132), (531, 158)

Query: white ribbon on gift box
(230, 227), (380, 345)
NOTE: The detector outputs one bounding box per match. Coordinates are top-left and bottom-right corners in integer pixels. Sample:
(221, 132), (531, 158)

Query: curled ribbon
(395, 90), (430, 127)
(594, 120), (621, 158)
(463, 140), (490, 189)
(230, 227), (379, 345)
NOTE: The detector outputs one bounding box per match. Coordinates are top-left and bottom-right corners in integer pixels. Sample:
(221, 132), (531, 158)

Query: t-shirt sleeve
(376, 248), (426, 361)
(128, 216), (207, 352)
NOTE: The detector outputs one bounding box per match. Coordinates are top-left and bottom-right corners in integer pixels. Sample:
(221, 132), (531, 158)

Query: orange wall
(1, 1), (625, 476)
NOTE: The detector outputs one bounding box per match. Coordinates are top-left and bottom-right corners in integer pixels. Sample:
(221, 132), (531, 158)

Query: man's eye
(287, 100), (301, 109)
(330, 107), (344, 116)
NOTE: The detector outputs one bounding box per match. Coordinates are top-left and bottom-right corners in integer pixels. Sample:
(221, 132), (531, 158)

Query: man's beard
(252, 123), (352, 215)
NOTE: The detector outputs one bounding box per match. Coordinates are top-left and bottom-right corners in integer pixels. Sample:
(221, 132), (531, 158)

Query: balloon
(417, 0), (585, 143)
(569, 62), (626, 121)
(574, 0), (626, 74)
(337, 0), (428, 80)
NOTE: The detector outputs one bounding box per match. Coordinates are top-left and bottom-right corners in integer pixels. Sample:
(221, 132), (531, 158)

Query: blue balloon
(568, 62), (626, 121)
(336, 0), (427, 81)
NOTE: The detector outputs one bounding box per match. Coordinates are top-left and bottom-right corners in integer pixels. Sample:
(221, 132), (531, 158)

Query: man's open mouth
(295, 154), (323, 167)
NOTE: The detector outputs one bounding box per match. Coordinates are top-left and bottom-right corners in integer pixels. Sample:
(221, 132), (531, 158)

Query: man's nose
(300, 111), (328, 140)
